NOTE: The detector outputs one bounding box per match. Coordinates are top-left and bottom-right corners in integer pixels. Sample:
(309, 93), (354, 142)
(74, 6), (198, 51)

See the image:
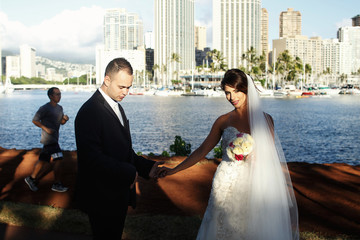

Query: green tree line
(63, 74), (96, 85)
(10, 76), (55, 85)
(9, 75), (96, 85)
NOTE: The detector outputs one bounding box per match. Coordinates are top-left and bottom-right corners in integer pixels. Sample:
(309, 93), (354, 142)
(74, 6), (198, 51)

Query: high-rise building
(95, 45), (146, 86)
(279, 8), (301, 38)
(261, 8), (269, 59)
(213, 0), (261, 69)
(338, 26), (360, 72)
(144, 31), (155, 49)
(195, 47), (212, 67)
(146, 48), (154, 74)
(352, 14), (360, 27)
(96, 8), (146, 86)
(154, 0), (195, 86)
(322, 39), (352, 75)
(6, 56), (21, 78)
(20, 44), (36, 78)
(273, 36), (323, 74)
(0, 35), (2, 77)
(195, 26), (207, 50)
(104, 8), (144, 51)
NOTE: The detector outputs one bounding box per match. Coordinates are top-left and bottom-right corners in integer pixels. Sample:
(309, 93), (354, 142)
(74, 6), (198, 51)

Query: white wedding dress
(197, 126), (253, 240)
(197, 74), (298, 240)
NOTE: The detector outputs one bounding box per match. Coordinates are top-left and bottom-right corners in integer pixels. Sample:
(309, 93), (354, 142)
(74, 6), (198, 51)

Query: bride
(159, 69), (299, 240)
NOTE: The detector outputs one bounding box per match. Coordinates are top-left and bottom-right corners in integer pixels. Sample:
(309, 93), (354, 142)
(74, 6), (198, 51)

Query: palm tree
(242, 46), (258, 73)
(339, 73), (347, 84)
(322, 67), (332, 86)
(170, 53), (181, 83)
(305, 64), (312, 84)
(161, 64), (167, 87)
(145, 70), (153, 87)
(258, 51), (267, 74)
(207, 49), (227, 72)
(152, 64), (160, 86)
(276, 50), (293, 85)
(195, 65), (203, 74)
(255, 51), (267, 81)
(290, 56), (304, 85)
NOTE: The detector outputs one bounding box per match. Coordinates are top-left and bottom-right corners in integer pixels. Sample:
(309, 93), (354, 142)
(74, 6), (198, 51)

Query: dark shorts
(39, 143), (63, 162)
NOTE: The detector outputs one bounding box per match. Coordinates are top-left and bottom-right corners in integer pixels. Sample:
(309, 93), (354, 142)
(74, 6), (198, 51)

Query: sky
(0, 0), (358, 64)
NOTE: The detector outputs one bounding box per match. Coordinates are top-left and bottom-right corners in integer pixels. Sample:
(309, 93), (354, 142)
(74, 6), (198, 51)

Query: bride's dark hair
(221, 69), (248, 94)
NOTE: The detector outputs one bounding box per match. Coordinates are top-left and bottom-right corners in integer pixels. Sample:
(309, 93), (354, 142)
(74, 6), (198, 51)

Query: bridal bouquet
(226, 133), (254, 161)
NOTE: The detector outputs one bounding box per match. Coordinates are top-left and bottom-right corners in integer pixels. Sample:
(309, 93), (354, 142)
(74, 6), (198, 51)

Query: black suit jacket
(74, 90), (155, 214)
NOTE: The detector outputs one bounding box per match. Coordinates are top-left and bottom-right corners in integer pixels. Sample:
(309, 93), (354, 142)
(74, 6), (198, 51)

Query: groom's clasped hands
(130, 161), (174, 189)
(148, 161), (175, 180)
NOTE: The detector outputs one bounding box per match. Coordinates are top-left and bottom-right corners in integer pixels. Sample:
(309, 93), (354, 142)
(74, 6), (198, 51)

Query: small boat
(143, 89), (156, 96)
(181, 91), (205, 97)
(254, 82), (273, 97)
(339, 84), (360, 95)
(192, 89), (224, 97)
(318, 86), (340, 96)
(273, 90), (289, 98)
(302, 91), (315, 96)
(284, 85), (302, 97)
(302, 87), (315, 96)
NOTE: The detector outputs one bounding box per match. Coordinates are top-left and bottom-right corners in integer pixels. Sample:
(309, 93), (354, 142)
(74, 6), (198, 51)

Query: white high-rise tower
(338, 26), (360, 73)
(154, 0), (195, 86)
(212, 0), (261, 69)
(20, 44), (36, 78)
(104, 8), (144, 51)
(0, 34), (2, 79)
(96, 8), (146, 86)
(195, 26), (207, 50)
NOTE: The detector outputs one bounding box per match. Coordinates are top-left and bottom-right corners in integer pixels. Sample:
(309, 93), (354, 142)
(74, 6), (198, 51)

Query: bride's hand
(157, 167), (176, 178)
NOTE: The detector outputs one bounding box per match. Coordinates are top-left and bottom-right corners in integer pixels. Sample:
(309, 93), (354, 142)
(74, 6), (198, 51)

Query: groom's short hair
(105, 58), (133, 77)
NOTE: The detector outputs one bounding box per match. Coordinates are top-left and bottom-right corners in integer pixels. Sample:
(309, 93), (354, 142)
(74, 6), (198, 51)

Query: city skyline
(0, 0), (358, 64)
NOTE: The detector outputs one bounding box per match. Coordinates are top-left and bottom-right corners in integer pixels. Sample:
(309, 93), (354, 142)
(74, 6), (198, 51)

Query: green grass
(0, 201), (357, 240)
(0, 200), (90, 234)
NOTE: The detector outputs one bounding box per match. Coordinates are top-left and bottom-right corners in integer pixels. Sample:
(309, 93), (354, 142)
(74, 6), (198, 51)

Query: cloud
(0, 6), (104, 63)
(336, 18), (352, 29)
(0, 2), (214, 63)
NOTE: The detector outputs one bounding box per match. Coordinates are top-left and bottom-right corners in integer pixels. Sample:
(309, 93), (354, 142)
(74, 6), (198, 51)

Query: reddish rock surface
(0, 147), (359, 237)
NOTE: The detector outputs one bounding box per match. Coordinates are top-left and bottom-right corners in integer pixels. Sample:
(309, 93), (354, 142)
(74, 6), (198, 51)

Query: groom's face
(104, 70), (133, 102)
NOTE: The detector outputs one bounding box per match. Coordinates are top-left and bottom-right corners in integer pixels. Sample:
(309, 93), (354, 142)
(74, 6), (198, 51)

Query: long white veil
(246, 75), (299, 240)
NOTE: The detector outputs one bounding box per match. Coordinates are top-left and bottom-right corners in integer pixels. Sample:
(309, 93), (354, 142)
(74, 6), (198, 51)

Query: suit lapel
(103, 100), (120, 123)
(118, 103), (132, 140)
(94, 90), (130, 138)
(118, 104), (129, 130)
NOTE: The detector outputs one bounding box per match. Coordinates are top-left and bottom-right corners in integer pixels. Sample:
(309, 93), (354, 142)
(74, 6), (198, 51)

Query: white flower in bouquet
(226, 133), (254, 161)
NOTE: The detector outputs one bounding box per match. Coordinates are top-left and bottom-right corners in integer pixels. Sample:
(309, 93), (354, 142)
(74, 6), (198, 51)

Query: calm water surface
(0, 90), (359, 165)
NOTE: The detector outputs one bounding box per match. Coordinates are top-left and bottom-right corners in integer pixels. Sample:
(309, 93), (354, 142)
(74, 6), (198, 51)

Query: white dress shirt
(99, 88), (124, 126)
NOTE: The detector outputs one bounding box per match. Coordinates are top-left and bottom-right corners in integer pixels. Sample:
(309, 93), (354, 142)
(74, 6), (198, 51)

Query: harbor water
(0, 90), (359, 165)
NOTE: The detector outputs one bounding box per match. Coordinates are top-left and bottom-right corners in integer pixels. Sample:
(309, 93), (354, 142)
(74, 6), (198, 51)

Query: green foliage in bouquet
(170, 135), (191, 156)
(213, 142), (223, 159)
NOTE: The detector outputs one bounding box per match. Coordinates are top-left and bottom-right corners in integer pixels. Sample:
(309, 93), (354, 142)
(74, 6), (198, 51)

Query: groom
(74, 57), (162, 239)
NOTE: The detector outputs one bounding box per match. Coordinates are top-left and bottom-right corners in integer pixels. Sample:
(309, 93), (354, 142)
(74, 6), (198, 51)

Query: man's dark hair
(47, 87), (59, 98)
(104, 58), (133, 77)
